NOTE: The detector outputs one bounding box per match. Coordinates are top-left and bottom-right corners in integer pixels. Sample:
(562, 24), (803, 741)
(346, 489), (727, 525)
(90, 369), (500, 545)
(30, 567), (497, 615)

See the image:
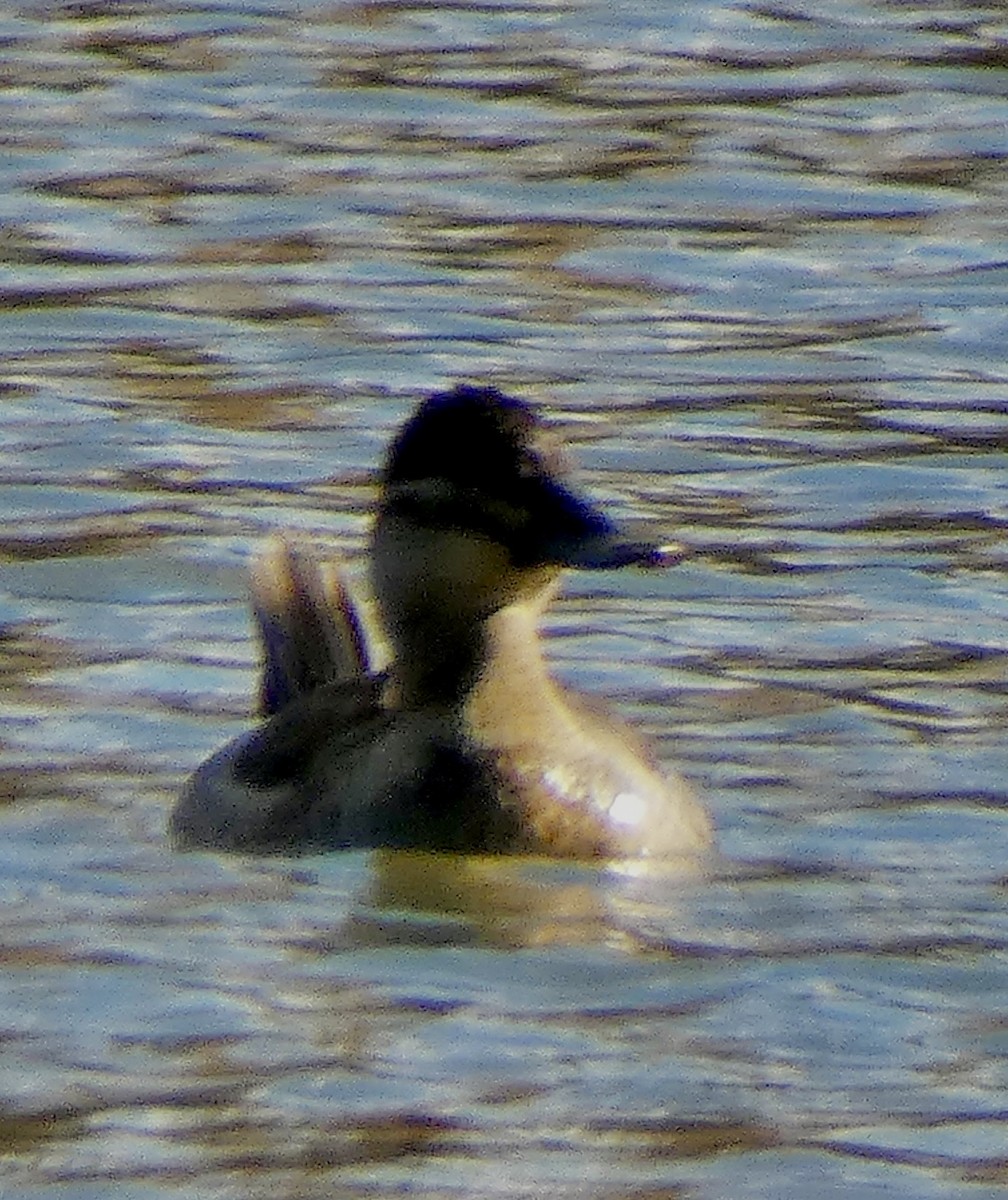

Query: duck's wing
(170, 675), (388, 852)
(250, 536), (370, 715)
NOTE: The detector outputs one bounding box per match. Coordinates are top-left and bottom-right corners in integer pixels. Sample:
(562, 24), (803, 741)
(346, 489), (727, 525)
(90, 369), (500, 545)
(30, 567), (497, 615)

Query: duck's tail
(250, 536), (370, 715)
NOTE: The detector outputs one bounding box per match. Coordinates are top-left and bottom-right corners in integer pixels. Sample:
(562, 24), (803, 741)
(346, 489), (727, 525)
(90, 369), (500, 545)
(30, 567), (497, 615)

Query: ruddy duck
(170, 385), (711, 858)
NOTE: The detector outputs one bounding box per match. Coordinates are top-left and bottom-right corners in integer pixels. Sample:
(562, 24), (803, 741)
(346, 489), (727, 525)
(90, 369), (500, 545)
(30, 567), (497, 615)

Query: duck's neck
(370, 509), (563, 712)
(465, 593), (574, 745)
(483, 599), (553, 685)
(384, 608), (488, 710)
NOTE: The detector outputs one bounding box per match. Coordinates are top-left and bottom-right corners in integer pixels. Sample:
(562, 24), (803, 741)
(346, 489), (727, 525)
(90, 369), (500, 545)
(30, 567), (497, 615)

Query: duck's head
(371, 385), (664, 684)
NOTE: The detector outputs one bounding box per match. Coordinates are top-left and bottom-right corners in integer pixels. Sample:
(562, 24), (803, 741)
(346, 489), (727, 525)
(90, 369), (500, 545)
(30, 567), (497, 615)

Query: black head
(381, 384), (658, 570)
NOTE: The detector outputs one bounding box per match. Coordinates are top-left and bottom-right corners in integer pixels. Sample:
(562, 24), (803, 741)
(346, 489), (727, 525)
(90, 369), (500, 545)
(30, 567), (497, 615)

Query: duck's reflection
(338, 848), (708, 952)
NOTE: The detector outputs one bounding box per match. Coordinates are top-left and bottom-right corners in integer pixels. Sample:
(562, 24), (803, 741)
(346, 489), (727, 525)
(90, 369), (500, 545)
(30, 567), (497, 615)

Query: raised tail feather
(250, 536), (370, 715)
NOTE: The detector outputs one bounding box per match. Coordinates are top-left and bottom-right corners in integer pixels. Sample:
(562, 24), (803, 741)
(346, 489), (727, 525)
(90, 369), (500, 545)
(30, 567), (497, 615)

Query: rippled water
(2, 2), (1008, 1196)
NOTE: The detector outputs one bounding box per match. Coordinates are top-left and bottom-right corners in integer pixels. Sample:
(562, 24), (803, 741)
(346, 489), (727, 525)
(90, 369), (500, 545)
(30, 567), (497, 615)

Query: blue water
(1, 2), (1007, 1197)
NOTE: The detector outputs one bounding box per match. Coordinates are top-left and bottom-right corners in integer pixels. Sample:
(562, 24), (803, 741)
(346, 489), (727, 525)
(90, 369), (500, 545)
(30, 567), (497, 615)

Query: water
(1, 1), (1008, 1196)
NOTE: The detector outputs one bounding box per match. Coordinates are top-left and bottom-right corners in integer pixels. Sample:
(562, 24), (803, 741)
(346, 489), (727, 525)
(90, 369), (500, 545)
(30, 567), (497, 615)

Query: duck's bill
(529, 480), (686, 570)
(553, 532), (686, 570)
(651, 542), (689, 567)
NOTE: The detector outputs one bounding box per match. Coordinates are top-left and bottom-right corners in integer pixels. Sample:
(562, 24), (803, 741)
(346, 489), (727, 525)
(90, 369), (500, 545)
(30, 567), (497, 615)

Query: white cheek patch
(608, 791), (648, 828)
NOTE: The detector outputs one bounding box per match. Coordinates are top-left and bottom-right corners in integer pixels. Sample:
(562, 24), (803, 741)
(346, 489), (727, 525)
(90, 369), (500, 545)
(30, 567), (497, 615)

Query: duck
(170, 384), (712, 858)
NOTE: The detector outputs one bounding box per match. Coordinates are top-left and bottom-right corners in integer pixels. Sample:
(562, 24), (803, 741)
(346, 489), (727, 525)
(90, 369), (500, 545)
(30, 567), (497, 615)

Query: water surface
(1, 2), (1008, 1197)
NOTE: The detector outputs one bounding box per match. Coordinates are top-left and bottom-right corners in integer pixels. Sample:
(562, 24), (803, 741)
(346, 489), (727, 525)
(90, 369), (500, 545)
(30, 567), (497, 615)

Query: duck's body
(171, 385), (711, 859)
